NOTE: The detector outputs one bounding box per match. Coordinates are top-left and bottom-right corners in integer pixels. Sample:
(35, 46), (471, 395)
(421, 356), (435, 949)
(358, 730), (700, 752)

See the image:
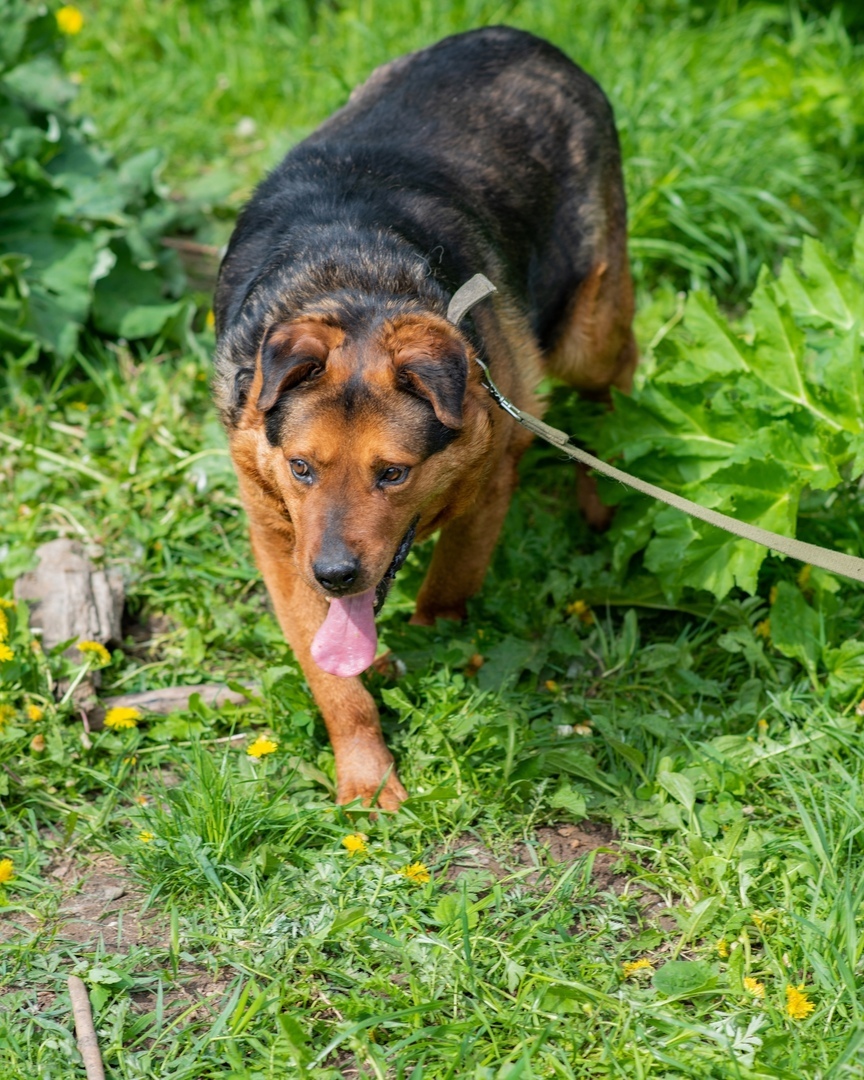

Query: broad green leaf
(823, 640), (864, 696)
(748, 272), (812, 409)
(657, 770), (696, 815)
(656, 291), (749, 385)
(770, 582), (820, 674)
(549, 782), (587, 821)
(855, 218), (864, 280)
(798, 236), (864, 330)
(1, 56), (75, 112)
(652, 960), (715, 997)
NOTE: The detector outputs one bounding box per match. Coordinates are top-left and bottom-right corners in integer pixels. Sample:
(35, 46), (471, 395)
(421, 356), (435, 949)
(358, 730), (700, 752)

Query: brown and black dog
(213, 26), (636, 810)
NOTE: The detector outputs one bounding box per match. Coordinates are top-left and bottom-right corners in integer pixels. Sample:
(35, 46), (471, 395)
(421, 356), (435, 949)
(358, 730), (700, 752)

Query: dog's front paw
(409, 601), (467, 627)
(337, 760), (409, 811)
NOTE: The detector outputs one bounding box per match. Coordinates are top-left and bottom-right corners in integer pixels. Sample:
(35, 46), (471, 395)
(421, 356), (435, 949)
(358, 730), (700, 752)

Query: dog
(213, 26), (636, 810)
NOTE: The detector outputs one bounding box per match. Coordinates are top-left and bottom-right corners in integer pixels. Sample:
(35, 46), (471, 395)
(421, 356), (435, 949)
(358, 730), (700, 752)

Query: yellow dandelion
(205, 309), (216, 330)
(341, 833), (368, 856)
(717, 939), (729, 958)
(755, 619), (771, 640)
(0, 598), (14, 609)
(30, 734), (46, 753)
(0, 859), (13, 884)
(134, 795), (148, 806)
(786, 984), (815, 1020)
(545, 679), (560, 693)
(78, 640), (111, 666)
(622, 958), (653, 978)
(757, 717), (768, 734)
(0, 644), (13, 663)
(0, 704), (14, 726)
(247, 735), (278, 758)
(56, 5), (84, 35)
(27, 704), (44, 722)
(399, 861), (431, 884)
(0, 609), (8, 641)
(104, 706), (140, 730)
(743, 977), (765, 998)
(567, 599), (595, 625)
(138, 831), (155, 843)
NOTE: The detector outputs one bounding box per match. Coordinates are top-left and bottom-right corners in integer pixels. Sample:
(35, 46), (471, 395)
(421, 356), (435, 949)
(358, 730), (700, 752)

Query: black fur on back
(213, 26), (624, 428)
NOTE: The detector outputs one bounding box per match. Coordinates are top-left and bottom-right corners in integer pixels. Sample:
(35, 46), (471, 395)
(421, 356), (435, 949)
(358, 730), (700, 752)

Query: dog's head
(229, 309), (493, 617)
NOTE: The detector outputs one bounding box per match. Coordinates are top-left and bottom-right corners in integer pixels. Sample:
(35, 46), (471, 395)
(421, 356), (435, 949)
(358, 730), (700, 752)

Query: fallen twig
(68, 974), (106, 1080)
(97, 681), (258, 720)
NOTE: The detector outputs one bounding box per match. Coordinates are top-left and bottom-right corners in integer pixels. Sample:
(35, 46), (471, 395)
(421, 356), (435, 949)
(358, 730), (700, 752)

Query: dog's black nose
(313, 558), (360, 593)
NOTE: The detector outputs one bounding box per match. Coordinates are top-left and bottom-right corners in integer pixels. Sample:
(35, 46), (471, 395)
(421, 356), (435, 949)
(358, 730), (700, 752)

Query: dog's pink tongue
(310, 589), (378, 678)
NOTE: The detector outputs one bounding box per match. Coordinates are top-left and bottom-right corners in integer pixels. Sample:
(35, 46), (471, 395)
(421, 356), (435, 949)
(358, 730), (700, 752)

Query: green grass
(3, 1), (864, 1077)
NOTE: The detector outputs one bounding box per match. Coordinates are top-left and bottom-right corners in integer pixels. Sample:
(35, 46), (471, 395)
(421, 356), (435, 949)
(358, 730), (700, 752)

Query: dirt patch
(0, 850), (169, 951)
(440, 822), (675, 931)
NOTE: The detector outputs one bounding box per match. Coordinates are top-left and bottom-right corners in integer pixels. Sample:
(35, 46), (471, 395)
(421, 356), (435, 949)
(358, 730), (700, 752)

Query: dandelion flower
(717, 939), (729, 958)
(399, 861), (431, 884)
(247, 735), (277, 758)
(104, 706), (140, 730)
(0, 609), (8, 641)
(0, 644), (13, 663)
(30, 734), (45, 752)
(27, 704), (44, 722)
(622, 958), (653, 978)
(0, 859), (13, 884)
(0, 598), (14, 609)
(138, 831), (155, 843)
(786, 984), (815, 1020)
(567, 599), (595, 624)
(205, 309), (216, 330)
(0, 704), (14, 726)
(78, 640), (110, 666)
(743, 977), (765, 998)
(341, 833), (368, 856)
(56, 5), (84, 34)
(545, 679), (560, 693)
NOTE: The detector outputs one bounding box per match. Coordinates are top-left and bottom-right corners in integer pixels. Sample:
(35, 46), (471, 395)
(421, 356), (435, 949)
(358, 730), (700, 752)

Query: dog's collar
(447, 274), (522, 421)
(446, 273), (497, 327)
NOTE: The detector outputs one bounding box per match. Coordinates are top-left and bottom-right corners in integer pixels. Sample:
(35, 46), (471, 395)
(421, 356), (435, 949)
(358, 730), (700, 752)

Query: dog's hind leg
(244, 494), (408, 810)
(546, 230), (637, 528)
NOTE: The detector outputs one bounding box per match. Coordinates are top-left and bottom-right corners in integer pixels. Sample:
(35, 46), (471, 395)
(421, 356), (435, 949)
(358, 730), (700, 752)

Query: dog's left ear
(394, 340), (468, 430)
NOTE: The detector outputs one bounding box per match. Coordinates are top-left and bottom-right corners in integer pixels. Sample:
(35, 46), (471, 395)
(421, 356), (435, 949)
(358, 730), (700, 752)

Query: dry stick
(68, 975), (106, 1080)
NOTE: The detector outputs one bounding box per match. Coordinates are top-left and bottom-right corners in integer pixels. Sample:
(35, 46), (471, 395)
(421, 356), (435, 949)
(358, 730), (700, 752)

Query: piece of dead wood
(14, 539), (124, 655)
(68, 975), (106, 1080)
(105, 682), (255, 714)
(88, 682), (258, 729)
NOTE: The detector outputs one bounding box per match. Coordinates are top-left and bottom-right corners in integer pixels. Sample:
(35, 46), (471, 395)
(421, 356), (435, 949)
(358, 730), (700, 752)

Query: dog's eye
(379, 465), (409, 486)
(290, 459), (313, 483)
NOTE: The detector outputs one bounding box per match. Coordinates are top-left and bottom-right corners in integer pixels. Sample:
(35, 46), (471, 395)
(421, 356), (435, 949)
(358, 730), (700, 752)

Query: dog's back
(216, 27), (626, 359)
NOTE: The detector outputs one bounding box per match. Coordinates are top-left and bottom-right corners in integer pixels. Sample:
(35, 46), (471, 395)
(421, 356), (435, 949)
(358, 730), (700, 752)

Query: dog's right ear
(256, 320), (340, 412)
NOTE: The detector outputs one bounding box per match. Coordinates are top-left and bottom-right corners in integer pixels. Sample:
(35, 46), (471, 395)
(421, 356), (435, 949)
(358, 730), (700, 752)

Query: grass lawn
(2, 1), (864, 1077)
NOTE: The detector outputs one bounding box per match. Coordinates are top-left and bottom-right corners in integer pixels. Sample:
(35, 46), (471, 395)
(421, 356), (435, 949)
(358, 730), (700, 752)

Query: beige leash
(447, 274), (864, 586)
